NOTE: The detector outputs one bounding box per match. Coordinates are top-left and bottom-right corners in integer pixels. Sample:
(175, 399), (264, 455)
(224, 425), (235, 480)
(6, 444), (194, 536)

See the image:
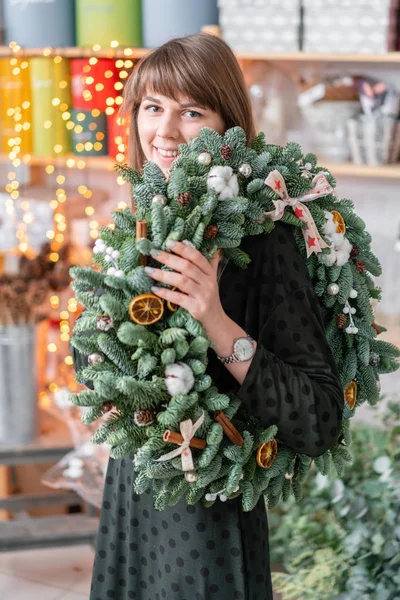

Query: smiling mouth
(154, 146), (178, 158)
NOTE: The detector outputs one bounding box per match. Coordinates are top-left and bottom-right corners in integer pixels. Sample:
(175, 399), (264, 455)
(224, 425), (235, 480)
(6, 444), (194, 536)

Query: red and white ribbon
(264, 170), (334, 258)
(154, 411), (205, 482)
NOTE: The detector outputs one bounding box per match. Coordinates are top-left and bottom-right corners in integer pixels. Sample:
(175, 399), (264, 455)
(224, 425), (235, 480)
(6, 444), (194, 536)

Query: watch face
(234, 338), (254, 360)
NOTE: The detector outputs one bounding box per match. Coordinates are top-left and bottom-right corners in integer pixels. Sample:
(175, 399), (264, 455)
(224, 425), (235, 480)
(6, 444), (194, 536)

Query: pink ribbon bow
(264, 170), (334, 258)
(154, 411), (205, 482)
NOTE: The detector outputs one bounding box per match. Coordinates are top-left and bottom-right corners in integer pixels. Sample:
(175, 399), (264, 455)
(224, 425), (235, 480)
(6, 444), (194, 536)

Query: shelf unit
(2, 45), (400, 63)
(1, 153), (400, 179)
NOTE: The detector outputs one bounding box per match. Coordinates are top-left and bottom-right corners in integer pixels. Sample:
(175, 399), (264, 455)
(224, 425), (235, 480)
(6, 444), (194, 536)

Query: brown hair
(121, 32), (256, 171)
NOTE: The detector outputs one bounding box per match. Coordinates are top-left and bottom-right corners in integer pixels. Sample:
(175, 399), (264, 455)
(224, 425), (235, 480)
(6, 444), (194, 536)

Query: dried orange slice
(331, 210), (346, 235)
(256, 440), (278, 469)
(166, 287), (179, 312)
(128, 293), (164, 325)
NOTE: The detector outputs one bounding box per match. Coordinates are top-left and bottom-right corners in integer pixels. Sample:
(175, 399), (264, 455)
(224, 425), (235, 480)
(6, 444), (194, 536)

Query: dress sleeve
(236, 284), (344, 458)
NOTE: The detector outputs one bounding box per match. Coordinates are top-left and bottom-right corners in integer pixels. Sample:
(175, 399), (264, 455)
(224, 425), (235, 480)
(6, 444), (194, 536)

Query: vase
(0, 325), (39, 444)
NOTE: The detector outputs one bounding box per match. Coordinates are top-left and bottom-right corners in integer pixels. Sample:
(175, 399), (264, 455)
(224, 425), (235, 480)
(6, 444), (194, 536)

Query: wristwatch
(216, 334), (256, 364)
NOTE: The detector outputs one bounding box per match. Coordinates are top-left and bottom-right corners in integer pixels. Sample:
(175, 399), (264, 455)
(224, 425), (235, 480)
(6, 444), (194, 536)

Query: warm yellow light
(45, 165), (55, 174)
(110, 40), (119, 48)
(89, 220), (99, 229)
(114, 81), (124, 91)
(20, 61), (28, 69)
(57, 223), (66, 232)
(85, 76), (94, 85)
(59, 80), (68, 89)
(82, 65), (91, 73)
(91, 108), (100, 117)
(12, 67), (20, 75)
(14, 123), (22, 132)
(89, 57), (98, 65)
(46, 230), (55, 239)
(115, 96), (123, 105)
(84, 190), (92, 199)
(50, 295), (59, 307)
(19, 242), (28, 252)
(54, 144), (63, 153)
(5, 184), (12, 193)
(54, 213), (64, 223)
(10, 190), (19, 199)
(16, 230), (24, 240)
(92, 44), (101, 51)
(116, 153), (125, 162)
(88, 122), (97, 131)
(95, 83), (104, 91)
(66, 158), (76, 167)
(39, 391), (51, 408)
(8, 138), (15, 147)
(43, 47), (51, 56)
(54, 55), (62, 64)
(66, 121), (74, 130)
(14, 112), (22, 122)
(48, 343), (57, 352)
(49, 382), (59, 392)
(49, 252), (59, 262)
(78, 185), (87, 194)
(105, 69), (114, 78)
(119, 70), (128, 79)
(116, 59), (124, 69)
(55, 233), (64, 243)
(22, 122), (31, 130)
(10, 57), (17, 66)
(117, 201), (127, 209)
(8, 171), (16, 180)
(118, 143), (126, 152)
(65, 356), (73, 366)
(89, 229), (98, 239)
(74, 125), (83, 134)
(12, 159), (21, 167)
(96, 132), (105, 141)
(107, 223), (116, 230)
(60, 311), (69, 320)
(84, 142), (93, 151)
(94, 142), (103, 151)
(44, 120), (52, 129)
(10, 181), (19, 190)
(61, 112), (71, 121)
(6, 108), (14, 116)
(76, 142), (84, 152)
(56, 175), (65, 184)
(68, 306), (78, 314)
(77, 160), (86, 169)
(124, 60), (133, 68)
(52, 98), (60, 106)
(106, 97), (115, 106)
(124, 48), (133, 56)
(22, 100), (30, 109)
(60, 332), (70, 342)
(60, 103), (68, 112)
(85, 206), (95, 216)
(117, 176), (126, 186)
(22, 212), (34, 224)
(49, 200), (59, 209)
(76, 112), (86, 122)
(105, 107), (115, 115)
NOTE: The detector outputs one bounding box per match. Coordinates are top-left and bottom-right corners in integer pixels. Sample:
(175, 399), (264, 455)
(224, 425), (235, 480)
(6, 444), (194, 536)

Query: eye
(144, 105), (161, 113)
(184, 110), (202, 119)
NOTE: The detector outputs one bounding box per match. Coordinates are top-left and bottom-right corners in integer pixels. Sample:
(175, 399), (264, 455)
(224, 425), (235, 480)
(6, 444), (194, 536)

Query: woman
(73, 32), (344, 600)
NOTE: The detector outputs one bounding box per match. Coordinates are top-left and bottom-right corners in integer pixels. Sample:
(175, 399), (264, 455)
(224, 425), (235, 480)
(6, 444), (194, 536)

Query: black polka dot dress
(72, 221), (344, 600)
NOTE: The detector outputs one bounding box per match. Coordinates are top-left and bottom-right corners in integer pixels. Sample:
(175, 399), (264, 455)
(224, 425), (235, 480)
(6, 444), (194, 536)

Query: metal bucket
(0, 325), (38, 445)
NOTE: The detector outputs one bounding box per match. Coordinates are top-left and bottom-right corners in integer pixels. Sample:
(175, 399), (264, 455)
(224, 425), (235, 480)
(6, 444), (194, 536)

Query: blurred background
(0, 2), (399, 599)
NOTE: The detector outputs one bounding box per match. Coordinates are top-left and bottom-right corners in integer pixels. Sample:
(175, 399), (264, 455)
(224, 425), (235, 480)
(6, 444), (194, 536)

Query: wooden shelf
(1, 45), (400, 63)
(1, 153), (400, 179)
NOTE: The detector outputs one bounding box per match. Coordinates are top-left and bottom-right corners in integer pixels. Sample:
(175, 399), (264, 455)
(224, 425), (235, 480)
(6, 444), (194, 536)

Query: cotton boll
(324, 211), (334, 221)
(164, 362), (195, 396)
(323, 219), (338, 236)
(207, 166), (239, 200)
(320, 250), (337, 267)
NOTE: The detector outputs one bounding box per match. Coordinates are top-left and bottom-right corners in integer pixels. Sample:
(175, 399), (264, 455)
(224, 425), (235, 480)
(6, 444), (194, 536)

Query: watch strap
(216, 334), (255, 364)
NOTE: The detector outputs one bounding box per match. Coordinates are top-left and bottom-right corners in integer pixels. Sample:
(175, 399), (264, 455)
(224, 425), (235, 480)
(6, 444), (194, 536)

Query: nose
(156, 111), (179, 140)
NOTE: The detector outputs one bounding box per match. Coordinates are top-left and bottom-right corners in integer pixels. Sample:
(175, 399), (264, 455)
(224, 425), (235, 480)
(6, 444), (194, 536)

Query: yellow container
(0, 58), (32, 155)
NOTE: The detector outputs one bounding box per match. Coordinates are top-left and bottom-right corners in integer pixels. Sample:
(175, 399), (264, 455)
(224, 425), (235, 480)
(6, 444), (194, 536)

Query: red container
(71, 58), (119, 112)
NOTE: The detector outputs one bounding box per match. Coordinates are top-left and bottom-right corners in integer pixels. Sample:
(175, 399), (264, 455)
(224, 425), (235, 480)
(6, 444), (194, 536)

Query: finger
(150, 285), (191, 311)
(144, 266), (199, 295)
(149, 248), (206, 284)
(209, 249), (221, 272)
(165, 240), (214, 276)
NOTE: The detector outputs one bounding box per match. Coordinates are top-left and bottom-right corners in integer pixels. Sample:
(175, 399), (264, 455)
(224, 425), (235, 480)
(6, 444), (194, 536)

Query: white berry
(350, 307), (356, 314)
(115, 270), (124, 277)
(106, 246), (114, 255)
(107, 267), (117, 275)
(219, 494), (227, 502)
(111, 250), (120, 259)
(104, 255), (112, 263)
(343, 306), (350, 314)
(349, 288), (358, 298)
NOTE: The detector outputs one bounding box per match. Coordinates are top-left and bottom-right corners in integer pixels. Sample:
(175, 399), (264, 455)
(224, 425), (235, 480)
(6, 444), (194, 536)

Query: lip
(153, 146), (179, 164)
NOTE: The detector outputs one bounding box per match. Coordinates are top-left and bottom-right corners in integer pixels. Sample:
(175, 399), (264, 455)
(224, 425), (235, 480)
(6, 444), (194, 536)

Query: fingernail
(151, 286), (160, 293)
(166, 240), (176, 248)
(150, 248), (160, 257)
(144, 266), (155, 274)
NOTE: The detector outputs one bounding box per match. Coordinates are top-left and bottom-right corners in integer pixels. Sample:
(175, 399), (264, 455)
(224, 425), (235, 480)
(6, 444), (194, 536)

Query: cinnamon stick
(163, 430), (207, 450)
(136, 220), (148, 267)
(214, 410), (244, 447)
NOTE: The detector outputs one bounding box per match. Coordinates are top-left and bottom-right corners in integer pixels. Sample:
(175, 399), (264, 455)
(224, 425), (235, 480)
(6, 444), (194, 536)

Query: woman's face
(137, 91), (225, 175)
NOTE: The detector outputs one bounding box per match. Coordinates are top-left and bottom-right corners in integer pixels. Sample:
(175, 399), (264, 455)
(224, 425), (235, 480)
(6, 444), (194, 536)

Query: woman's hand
(145, 240), (224, 326)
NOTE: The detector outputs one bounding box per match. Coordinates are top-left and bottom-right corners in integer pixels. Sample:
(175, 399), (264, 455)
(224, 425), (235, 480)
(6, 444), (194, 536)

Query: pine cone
(355, 260), (366, 273)
(203, 225), (219, 240)
(369, 352), (380, 367)
(134, 409), (156, 427)
(101, 401), (113, 414)
(337, 314), (347, 328)
(350, 246), (360, 258)
(177, 192), (191, 206)
(220, 144), (232, 161)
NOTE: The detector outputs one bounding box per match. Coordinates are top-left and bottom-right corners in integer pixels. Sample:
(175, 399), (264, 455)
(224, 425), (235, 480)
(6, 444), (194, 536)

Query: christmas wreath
(69, 126), (400, 512)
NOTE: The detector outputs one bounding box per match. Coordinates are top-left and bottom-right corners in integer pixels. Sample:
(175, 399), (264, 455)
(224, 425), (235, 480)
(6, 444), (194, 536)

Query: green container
(30, 58), (72, 157)
(76, 0), (142, 48)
